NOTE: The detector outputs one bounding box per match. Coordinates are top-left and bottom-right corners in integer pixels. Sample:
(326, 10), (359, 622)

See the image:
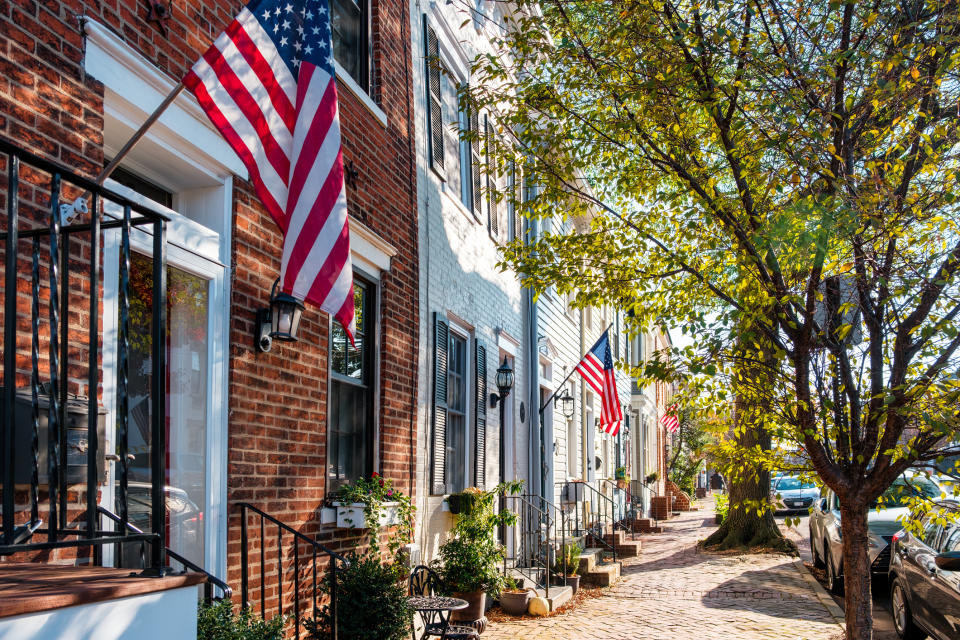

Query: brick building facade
(1, 0), (419, 619)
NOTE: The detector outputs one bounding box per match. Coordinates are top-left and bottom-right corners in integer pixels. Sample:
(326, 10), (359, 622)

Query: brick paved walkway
(485, 501), (845, 640)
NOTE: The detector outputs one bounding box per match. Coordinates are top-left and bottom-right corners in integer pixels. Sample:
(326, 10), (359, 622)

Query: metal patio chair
(408, 565), (479, 640)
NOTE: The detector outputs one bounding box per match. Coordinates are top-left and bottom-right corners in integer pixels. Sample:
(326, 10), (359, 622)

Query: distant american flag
(576, 330), (623, 436)
(184, 0), (355, 339)
(660, 404), (679, 434)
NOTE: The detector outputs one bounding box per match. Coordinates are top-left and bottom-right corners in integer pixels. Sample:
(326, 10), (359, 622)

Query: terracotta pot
(564, 574), (581, 594)
(499, 589), (532, 616)
(452, 591), (487, 630)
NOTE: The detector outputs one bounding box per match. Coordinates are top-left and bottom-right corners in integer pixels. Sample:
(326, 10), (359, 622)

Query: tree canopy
(467, 1), (960, 636)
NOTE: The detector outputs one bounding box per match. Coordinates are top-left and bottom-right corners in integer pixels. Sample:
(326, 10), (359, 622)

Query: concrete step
(602, 530), (625, 546)
(612, 540), (641, 557)
(581, 560), (620, 587)
(577, 548), (602, 575)
(533, 585), (573, 611)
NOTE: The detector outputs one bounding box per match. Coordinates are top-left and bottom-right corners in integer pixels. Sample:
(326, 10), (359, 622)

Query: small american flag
(184, 0), (355, 339)
(660, 404), (679, 434)
(576, 330), (623, 436)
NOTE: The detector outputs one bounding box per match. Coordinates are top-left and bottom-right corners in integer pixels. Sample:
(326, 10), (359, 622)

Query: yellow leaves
(910, 67), (920, 80)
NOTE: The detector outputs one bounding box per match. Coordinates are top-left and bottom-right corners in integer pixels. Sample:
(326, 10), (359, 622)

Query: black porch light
(554, 388), (575, 419)
(255, 278), (305, 352)
(489, 357), (515, 407)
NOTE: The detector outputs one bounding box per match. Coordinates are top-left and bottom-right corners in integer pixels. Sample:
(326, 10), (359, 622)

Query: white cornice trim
(83, 19), (248, 180)
(349, 216), (397, 273)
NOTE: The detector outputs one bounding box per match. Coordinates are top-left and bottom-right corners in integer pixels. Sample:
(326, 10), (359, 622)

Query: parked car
(118, 482), (203, 568)
(888, 500), (960, 640)
(810, 473), (941, 595)
(771, 475), (819, 513)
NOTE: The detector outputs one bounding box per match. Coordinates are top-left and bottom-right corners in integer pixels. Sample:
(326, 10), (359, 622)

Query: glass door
(119, 252), (210, 569)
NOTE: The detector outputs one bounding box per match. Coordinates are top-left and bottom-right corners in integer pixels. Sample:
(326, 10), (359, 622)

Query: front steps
(507, 574), (573, 611)
(602, 530), (642, 557)
(578, 548), (621, 586)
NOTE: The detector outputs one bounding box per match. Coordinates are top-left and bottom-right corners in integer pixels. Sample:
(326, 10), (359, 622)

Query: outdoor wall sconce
(255, 278), (305, 353)
(554, 388), (575, 419)
(489, 357), (515, 407)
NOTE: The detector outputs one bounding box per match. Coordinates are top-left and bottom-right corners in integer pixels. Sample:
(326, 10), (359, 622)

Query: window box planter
(332, 501), (401, 529)
(446, 492), (483, 515)
(562, 482), (585, 503)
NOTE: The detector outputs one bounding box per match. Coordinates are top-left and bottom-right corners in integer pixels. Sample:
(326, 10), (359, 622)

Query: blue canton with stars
(250, 0), (336, 79)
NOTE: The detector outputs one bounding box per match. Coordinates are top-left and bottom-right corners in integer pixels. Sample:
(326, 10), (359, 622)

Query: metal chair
(408, 565), (479, 640)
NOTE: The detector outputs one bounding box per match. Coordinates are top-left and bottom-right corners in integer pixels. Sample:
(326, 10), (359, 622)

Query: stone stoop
(577, 548), (621, 586)
(534, 585), (573, 611)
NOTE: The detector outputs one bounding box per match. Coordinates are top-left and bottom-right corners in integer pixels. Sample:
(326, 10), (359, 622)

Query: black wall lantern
(255, 278), (306, 353)
(553, 388), (575, 419)
(489, 357), (515, 407)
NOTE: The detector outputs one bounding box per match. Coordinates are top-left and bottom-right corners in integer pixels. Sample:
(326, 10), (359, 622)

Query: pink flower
(387, 488), (394, 497)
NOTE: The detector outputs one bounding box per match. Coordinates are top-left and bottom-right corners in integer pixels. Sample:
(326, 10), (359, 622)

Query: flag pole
(97, 82), (185, 185)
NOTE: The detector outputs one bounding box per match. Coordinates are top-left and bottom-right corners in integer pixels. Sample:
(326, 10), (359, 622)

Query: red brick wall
(0, 0), (420, 620)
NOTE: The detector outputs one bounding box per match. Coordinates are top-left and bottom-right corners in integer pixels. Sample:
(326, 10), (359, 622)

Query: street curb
(793, 558), (847, 629)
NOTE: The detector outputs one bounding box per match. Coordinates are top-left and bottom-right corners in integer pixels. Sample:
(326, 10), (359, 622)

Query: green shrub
(306, 553), (412, 640)
(715, 493), (729, 524)
(552, 541), (582, 577)
(197, 599), (285, 640)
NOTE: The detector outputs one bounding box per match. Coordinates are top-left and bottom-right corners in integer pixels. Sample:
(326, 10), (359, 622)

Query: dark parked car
(118, 482), (203, 568)
(888, 500), (960, 640)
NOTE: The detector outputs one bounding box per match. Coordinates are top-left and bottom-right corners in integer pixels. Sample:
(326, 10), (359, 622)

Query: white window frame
(446, 317), (473, 493)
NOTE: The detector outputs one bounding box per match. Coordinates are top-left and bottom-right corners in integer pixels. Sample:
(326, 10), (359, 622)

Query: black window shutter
(470, 103), (481, 217)
(424, 18), (444, 173)
(432, 313), (449, 494)
(486, 117), (499, 239)
(474, 340), (487, 489)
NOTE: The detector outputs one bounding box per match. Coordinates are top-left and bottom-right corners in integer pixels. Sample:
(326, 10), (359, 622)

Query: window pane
(328, 279), (374, 490)
(332, 0), (364, 87)
(121, 254), (209, 570)
(447, 333), (467, 492)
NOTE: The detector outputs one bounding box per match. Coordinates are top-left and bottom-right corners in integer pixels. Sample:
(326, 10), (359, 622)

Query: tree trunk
(704, 325), (794, 553)
(840, 502), (873, 640)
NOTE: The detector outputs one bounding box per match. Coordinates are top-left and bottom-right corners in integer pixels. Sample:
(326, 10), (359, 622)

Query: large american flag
(575, 330), (623, 436)
(660, 404), (680, 434)
(184, 0), (355, 338)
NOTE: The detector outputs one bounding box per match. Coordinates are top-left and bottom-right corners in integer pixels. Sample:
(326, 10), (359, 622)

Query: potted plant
(644, 471), (659, 485)
(552, 541), (582, 594)
(446, 487), (484, 515)
(306, 553), (413, 640)
(434, 481), (522, 632)
(332, 473), (415, 555)
(499, 577), (533, 616)
(615, 466), (630, 489)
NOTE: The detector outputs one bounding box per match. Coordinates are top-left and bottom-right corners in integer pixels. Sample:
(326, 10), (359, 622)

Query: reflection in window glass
(331, 0), (367, 90)
(446, 333), (469, 493)
(329, 280), (374, 491)
(120, 253), (209, 570)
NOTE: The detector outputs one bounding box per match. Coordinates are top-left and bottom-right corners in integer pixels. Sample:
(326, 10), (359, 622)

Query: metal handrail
(97, 506), (232, 602)
(571, 481), (617, 562)
(599, 478), (634, 539)
(238, 502), (350, 640)
(631, 478), (661, 527)
(502, 494), (552, 599)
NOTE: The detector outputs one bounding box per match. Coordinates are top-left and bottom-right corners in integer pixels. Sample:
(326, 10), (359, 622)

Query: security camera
(255, 309), (272, 353)
(258, 332), (272, 353)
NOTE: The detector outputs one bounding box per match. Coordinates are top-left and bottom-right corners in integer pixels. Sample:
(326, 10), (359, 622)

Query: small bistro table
(406, 595), (474, 640)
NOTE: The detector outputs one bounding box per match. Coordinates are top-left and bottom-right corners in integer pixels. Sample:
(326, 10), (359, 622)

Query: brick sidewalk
(485, 501), (845, 640)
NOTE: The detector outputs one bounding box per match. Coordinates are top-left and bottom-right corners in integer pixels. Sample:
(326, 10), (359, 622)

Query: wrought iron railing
(238, 502), (350, 640)
(96, 506), (231, 602)
(630, 478), (660, 527)
(0, 136), (169, 575)
(599, 478), (633, 537)
(556, 480), (617, 561)
(501, 494), (553, 598)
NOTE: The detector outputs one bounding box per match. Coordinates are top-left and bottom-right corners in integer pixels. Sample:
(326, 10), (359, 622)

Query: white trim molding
(335, 61), (388, 127)
(349, 216), (398, 275)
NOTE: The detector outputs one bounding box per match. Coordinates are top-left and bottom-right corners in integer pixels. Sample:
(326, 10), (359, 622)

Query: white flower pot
(332, 501), (401, 529)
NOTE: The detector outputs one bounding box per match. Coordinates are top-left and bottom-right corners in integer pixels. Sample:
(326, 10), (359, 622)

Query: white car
(809, 473), (941, 595)
(771, 476), (819, 513)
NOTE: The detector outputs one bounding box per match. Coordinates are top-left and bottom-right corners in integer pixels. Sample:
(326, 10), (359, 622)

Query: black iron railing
(599, 478), (632, 536)
(238, 503), (350, 640)
(557, 481), (616, 561)
(630, 478), (660, 527)
(0, 137), (169, 575)
(502, 494), (553, 598)
(97, 506), (231, 602)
